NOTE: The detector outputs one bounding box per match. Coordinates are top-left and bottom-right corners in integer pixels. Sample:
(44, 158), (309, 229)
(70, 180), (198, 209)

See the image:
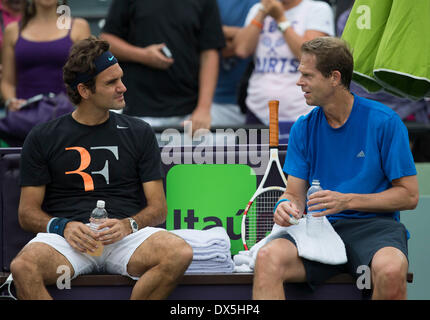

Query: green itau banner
(165, 164), (257, 255)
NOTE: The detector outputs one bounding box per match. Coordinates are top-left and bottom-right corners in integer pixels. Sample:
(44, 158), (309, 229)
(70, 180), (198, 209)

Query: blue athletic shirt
(284, 93), (417, 222)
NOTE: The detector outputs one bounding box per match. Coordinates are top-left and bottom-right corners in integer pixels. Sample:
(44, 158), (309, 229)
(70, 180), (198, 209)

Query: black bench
(0, 147), (413, 300)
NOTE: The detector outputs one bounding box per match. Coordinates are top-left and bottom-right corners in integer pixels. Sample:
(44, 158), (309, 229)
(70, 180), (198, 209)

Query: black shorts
(282, 217), (409, 291)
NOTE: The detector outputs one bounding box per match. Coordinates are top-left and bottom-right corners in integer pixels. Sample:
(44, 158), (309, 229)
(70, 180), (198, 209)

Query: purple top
(14, 25), (73, 99)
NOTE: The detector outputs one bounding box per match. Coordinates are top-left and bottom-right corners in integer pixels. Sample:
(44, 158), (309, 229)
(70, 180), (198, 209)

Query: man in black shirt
(9, 37), (193, 300)
(100, 0), (225, 134)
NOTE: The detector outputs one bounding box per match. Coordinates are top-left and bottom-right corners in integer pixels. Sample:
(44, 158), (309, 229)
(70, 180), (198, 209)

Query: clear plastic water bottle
(306, 180), (324, 236)
(88, 200), (108, 256)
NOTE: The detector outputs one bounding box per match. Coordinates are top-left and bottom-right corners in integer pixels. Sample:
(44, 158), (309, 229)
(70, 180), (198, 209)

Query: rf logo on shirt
(64, 146), (119, 191)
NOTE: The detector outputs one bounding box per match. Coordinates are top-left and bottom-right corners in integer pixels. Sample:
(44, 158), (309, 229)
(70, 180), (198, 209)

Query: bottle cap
(97, 200), (105, 208)
(312, 179), (320, 185)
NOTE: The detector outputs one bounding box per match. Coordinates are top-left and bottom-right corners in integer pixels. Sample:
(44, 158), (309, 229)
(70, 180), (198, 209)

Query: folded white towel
(191, 251), (230, 262)
(233, 217), (347, 272)
(186, 255), (235, 273)
(171, 227), (231, 250)
(170, 227), (234, 274)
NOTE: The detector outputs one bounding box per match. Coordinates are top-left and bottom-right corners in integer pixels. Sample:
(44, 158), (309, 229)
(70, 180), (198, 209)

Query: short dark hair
(301, 37), (354, 89)
(63, 36), (110, 105)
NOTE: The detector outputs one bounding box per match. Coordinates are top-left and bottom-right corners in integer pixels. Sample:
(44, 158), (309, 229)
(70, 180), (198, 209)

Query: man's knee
(166, 237), (193, 267)
(10, 253), (39, 281)
(159, 234), (193, 275)
(371, 248), (408, 299)
(254, 239), (298, 277)
(373, 261), (407, 285)
(255, 245), (282, 272)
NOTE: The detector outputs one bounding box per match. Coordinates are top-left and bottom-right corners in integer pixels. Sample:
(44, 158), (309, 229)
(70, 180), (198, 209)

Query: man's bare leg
(10, 242), (75, 300)
(127, 231), (193, 300)
(371, 247), (408, 300)
(253, 238), (307, 300)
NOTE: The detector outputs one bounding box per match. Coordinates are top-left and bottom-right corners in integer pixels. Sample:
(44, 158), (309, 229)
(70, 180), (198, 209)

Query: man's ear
(331, 70), (342, 87)
(77, 83), (91, 100)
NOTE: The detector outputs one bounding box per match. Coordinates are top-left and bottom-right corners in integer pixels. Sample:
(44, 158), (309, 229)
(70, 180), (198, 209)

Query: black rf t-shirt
(20, 112), (165, 223)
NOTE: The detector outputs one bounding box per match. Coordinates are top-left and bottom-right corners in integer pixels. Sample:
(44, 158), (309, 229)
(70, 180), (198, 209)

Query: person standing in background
(100, 0), (225, 135)
(0, 0), (22, 97)
(211, 0), (259, 127)
(234, 0), (334, 143)
(1, 0), (90, 111)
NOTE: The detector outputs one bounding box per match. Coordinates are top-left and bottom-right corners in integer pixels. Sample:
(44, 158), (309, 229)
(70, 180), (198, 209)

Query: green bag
(342, 0), (430, 100)
(373, 0), (430, 100)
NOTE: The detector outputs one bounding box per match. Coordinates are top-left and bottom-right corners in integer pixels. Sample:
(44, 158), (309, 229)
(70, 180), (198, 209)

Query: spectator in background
(234, 0), (334, 143)
(0, 0), (22, 92)
(1, 0), (90, 111)
(100, 0), (225, 135)
(211, 0), (259, 127)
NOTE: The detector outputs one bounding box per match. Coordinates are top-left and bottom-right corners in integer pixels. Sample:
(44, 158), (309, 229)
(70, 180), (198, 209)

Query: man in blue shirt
(253, 37), (419, 300)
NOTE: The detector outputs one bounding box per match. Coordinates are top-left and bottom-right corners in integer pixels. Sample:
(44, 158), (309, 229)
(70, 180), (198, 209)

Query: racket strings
(245, 189), (284, 248)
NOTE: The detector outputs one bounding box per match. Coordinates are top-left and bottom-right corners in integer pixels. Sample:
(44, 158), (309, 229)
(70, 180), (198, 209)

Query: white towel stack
(171, 227), (234, 273)
(234, 217), (347, 272)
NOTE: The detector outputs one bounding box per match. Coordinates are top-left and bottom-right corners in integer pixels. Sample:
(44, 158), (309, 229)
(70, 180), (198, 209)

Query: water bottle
(88, 200), (108, 256)
(306, 180), (324, 236)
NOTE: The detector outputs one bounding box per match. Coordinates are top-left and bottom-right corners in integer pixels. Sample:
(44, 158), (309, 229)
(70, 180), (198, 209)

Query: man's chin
(110, 103), (126, 111)
(304, 97), (314, 106)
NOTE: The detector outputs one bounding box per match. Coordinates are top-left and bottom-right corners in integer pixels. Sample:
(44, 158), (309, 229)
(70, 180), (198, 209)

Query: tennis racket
(0, 274), (17, 300)
(241, 100), (295, 251)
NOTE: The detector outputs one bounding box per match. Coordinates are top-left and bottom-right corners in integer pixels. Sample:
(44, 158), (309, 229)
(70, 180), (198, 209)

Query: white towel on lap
(233, 217), (347, 272)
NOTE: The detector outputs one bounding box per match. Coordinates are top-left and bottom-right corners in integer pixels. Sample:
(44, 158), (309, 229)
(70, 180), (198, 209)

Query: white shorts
(27, 227), (166, 280)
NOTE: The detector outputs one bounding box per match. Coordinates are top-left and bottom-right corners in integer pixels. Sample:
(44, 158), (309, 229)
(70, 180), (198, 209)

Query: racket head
(241, 186), (285, 250)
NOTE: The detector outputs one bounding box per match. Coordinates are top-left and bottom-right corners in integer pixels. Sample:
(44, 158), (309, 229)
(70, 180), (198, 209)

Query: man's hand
(274, 200), (302, 227)
(185, 107), (211, 134)
(261, 0), (285, 22)
(94, 218), (132, 245)
(140, 43), (174, 70)
(307, 190), (350, 217)
(63, 221), (100, 254)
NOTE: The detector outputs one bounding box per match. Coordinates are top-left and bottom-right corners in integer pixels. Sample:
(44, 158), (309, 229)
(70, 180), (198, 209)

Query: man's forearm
(99, 33), (145, 63)
(346, 186), (418, 213)
(131, 204), (167, 230)
(18, 207), (53, 234)
(234, 10), (266, 58)
(195, 49), (219, 112)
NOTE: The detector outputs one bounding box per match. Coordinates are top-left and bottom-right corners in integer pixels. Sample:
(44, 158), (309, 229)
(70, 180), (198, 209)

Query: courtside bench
(0, 147), (413, 300)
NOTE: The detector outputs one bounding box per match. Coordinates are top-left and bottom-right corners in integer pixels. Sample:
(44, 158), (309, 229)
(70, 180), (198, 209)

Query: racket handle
(269, 100), (279, 147)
